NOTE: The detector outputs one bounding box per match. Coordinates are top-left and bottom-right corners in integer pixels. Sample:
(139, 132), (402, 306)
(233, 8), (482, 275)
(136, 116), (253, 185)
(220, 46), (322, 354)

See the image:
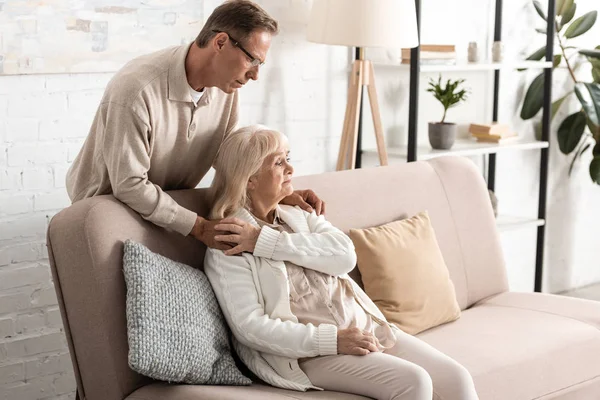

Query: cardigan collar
(233, 205), (310, 234)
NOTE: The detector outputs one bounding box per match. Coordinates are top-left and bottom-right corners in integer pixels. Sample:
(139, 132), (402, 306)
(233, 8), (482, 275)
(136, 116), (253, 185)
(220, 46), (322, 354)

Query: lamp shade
(307, 0), (419, 49)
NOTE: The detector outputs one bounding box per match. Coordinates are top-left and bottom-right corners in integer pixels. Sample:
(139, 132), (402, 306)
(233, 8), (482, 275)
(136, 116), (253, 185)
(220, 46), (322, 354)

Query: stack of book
(401, 44), (456, 65)
(469, 123), (518, 143)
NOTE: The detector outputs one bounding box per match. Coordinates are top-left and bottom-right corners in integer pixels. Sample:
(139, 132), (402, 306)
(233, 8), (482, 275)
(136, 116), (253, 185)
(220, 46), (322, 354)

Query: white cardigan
(204, 205), (395, 391)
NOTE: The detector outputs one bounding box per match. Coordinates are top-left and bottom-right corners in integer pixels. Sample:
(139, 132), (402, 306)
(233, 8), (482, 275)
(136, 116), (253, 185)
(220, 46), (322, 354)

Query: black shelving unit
(354, 0), (555, 293)
(536, 0), (556, 293)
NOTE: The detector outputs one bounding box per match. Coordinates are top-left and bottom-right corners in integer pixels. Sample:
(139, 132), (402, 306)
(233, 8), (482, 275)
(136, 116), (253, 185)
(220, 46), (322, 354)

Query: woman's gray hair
(208, 124), (288, 220)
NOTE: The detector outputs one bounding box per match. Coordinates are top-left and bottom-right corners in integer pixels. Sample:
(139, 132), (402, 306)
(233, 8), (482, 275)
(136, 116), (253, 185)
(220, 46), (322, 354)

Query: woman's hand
(337, 327), (381, 356)
(214, 218), (261, 256)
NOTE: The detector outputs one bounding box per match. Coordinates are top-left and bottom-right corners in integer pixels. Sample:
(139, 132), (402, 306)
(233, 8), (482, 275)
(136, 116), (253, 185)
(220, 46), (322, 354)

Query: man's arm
(101, 102), (197, 236)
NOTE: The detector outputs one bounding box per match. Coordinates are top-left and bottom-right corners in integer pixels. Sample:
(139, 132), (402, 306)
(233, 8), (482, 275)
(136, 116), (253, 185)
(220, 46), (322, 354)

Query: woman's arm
(253, 209), (357, 276)
(204, 248), (338, 359)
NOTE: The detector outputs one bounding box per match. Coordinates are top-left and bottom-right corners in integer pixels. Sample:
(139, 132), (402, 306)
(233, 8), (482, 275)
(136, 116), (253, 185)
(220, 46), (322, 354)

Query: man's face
(215, 30), (272, 94)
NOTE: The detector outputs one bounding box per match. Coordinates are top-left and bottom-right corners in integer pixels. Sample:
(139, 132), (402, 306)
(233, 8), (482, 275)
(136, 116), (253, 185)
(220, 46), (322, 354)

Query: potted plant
(426, 75), (469, 150)
(520, 0), (600, 184)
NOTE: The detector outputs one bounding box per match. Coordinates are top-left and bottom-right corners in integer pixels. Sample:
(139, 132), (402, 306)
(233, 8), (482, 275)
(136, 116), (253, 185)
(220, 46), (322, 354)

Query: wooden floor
(560, 282), (600, 302)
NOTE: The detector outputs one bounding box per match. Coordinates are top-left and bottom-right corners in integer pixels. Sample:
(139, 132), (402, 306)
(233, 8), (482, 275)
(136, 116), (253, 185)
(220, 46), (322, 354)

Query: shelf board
(372, 60), (553, 72)
(362, 138), (549, 161)
(496, 215), (545, 232)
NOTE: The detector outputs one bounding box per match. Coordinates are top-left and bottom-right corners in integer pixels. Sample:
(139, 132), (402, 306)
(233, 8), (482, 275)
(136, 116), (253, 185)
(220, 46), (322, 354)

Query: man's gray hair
(195, 0), (279, 48)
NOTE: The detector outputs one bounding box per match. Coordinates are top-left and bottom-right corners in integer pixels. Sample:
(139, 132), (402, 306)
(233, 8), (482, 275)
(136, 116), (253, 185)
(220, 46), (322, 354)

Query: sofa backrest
(47, 156), (508, 400)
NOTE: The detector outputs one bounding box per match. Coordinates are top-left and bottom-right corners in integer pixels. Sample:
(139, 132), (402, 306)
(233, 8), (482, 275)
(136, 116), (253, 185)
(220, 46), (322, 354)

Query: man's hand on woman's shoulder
(281, 189), (326, 216)
(214, 218), (261, 256)
(190, 216), (234, 251)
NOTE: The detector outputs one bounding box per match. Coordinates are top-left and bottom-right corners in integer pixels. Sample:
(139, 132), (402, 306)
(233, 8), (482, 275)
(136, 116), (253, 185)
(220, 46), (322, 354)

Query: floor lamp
(307, 0), (419, 171)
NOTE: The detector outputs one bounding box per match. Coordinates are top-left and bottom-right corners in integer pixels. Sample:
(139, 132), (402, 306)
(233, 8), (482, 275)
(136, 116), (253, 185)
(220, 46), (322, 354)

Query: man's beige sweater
(66, 43), (238, 236)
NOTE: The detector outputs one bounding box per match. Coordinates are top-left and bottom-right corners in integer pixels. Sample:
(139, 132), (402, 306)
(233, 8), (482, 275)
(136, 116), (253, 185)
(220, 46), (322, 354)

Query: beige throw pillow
(348, 211), (460, 335)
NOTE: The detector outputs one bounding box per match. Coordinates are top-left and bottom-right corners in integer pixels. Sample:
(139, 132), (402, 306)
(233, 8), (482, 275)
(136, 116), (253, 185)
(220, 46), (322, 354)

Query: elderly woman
(204, 125), (479, 400)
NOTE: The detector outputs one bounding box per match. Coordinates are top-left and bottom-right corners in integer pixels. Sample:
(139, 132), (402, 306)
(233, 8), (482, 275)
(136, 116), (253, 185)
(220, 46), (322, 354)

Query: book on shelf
(401, 51), (457, 60)
(474, 135), (519, 143)
(468, 122), (518, 143)
(402, 44), (456, 53)
(401, 58), (457, 65)
(401, 44), (456, 64)
(468, 123), (510, 136)
(471, 131), (518, 143)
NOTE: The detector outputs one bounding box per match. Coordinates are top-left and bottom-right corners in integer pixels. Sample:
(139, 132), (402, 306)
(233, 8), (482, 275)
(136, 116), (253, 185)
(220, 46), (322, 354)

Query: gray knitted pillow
(122, 240), (251, 385)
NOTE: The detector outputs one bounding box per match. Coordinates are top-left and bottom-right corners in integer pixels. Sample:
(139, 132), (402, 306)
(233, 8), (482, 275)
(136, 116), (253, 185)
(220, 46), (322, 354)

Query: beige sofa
(47, 156), (600, 400)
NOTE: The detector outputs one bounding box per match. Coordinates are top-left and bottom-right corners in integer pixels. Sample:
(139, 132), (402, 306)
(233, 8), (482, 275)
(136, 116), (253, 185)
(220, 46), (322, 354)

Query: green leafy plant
(520, 0), (600, 184)
(427, 75), (469, 123)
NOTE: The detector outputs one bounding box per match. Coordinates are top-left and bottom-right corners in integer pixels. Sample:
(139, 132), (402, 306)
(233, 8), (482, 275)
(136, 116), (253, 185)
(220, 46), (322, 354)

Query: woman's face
(249, 146), (294, 205)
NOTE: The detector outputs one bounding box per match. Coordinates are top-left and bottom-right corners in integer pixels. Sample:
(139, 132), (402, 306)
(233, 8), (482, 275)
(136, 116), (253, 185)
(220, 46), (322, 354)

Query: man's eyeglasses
(212, 30), (264, 68)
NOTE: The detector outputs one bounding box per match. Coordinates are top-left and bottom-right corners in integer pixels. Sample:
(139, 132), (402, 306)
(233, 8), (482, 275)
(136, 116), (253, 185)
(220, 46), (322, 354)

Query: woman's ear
(247, 175), (257, 191)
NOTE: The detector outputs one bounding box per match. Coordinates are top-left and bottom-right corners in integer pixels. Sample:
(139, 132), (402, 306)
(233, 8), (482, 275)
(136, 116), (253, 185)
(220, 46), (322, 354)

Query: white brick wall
(0, 62), (126, 400)
(0, 70), (115, 397)
(0, 67), (130, 398)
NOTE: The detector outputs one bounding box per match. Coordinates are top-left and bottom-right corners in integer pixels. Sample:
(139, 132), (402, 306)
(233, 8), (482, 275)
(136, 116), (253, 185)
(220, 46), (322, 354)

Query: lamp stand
(336, 50), (388, 171)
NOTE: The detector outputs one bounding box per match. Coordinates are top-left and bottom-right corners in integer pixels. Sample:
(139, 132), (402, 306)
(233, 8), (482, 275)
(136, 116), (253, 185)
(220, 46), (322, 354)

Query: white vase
(492, 41), (504, 62)
(468, 42), (479, 63)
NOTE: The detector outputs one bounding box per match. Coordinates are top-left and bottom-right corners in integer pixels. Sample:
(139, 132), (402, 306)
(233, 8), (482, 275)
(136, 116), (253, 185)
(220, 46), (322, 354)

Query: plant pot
(428, 122), (457, 150)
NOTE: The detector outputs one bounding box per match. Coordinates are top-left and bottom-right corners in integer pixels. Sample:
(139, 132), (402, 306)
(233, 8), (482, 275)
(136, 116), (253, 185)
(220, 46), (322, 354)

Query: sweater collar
(168, 42), (212, 105)
(233, 205), (310, 234)
(232, 207), (262, 227)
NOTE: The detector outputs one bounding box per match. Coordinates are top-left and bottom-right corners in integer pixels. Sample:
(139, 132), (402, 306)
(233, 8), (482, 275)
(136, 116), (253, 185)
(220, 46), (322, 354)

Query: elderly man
(67, 0), (324, 250)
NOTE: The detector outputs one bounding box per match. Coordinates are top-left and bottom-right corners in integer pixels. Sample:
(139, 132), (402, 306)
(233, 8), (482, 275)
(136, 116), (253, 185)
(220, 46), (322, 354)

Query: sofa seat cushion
(126, 382), (369, 400)
(417, 292), (600, 400)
